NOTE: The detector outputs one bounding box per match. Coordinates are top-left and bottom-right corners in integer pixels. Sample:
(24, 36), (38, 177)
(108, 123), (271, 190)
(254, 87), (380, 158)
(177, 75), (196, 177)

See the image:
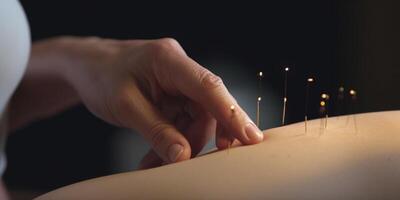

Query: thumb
(110, 80), (191, 163)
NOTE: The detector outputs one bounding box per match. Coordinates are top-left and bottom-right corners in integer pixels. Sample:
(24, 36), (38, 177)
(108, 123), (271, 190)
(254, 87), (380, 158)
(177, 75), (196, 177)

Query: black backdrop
(4, 0), (400, 193)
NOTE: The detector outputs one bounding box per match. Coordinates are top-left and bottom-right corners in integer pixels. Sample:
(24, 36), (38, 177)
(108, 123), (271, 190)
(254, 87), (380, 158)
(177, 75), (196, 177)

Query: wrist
(29, 36), (80, 81)
(45, 36), (116, 90)
(8, 37), (90, 129)
(28, 37), (84, 101)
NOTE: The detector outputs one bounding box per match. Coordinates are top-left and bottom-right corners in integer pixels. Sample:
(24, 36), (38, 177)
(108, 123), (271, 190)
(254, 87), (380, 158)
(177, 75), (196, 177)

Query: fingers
(150, 39), (263, 145)
(183, 102), (216, 157)
(111, 79), (191, 163)
(216, 122), (234, 150)
(139, 102), (216, 169)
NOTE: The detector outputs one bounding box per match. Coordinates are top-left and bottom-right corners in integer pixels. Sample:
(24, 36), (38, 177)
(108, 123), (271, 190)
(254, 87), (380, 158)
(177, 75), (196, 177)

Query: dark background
(4, 0), (400, 196)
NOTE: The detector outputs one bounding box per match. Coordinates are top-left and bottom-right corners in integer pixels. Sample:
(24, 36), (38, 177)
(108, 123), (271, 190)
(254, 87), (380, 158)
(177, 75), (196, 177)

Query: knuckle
(145, 38), (185, 69)
(148, 121), (173, 148)
(198, 69), (224, 90)
(147, 38), (181, 57)
(158, 38), (181, 49)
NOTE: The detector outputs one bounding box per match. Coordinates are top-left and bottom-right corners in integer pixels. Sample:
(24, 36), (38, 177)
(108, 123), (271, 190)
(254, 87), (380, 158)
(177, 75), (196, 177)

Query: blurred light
(321, 93), (330, 100)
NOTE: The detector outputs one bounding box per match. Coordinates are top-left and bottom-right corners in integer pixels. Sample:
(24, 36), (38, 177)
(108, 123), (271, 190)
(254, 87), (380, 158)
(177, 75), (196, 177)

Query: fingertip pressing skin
(154, 124), (192, 163)
(226, 104), (263, 145)
(169, 142), (194, 163)
(168, 144), (185, 162)
(244, 122), (264, 143)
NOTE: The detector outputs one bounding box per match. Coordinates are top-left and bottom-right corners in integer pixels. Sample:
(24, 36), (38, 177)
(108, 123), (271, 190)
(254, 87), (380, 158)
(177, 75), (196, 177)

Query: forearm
(9, 37), (81, 130)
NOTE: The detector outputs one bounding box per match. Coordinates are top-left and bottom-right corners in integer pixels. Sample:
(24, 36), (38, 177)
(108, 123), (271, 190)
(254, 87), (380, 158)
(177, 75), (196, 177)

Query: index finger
(154, 46), (263, 145)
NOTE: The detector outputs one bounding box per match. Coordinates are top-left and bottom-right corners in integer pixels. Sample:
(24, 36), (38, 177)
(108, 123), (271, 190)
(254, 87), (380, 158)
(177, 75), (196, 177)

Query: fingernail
(245, 123), (264, 142)
(168, 144), (184, 162)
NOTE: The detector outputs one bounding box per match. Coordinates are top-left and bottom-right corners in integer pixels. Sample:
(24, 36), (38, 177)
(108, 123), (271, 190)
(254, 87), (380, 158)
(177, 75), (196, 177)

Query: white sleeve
(0, 0), (31, 178)
(0, 0), (31, 115)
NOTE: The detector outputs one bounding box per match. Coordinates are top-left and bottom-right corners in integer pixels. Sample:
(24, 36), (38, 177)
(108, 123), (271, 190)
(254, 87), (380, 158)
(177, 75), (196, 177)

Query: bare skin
(36, 111), (400, 200)
(8, 37), (263, 168)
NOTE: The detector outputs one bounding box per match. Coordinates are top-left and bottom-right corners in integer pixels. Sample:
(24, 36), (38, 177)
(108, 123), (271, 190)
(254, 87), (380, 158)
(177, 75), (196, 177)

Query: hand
(53, 37), (264, 168)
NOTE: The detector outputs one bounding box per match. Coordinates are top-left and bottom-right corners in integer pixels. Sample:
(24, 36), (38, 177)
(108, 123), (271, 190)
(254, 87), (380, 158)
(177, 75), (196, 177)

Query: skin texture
(9, 37), (263, 168)
(36, 111), (400, 200)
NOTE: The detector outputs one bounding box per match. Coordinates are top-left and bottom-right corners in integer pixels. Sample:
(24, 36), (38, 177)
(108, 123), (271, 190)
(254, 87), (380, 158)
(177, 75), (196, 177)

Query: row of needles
(253, 67), (359, 134)
(226, 67), (359, 154)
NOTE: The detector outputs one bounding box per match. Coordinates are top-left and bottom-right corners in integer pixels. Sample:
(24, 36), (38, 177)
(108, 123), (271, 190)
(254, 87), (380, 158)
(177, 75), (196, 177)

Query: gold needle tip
(349, 89), (357, 96)
(321, 93), (330, 100)
(230, 105), (235, 111)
